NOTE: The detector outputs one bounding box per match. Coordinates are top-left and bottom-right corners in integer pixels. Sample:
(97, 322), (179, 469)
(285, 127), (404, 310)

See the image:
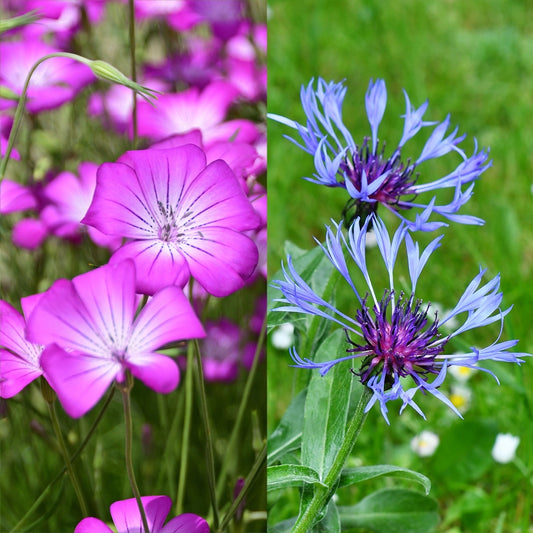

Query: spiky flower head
(272, 215), (528, 423)
(269, 78), (491, 231)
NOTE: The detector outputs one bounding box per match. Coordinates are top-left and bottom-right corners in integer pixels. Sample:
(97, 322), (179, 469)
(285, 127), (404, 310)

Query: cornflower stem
(128, 0), (138, 148)
(47, 399), (88, 517)
(216, 441), (267, 533)
(119, 374), (151, 533)
(215, 316), (266, 502)
(192, 339), (220, 531)
(12, 387), (115, 532)
(176, 339), (195, 515)
(291, 386), (372, 533)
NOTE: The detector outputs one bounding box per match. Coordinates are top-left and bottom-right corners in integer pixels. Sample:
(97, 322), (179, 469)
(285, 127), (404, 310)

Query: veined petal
(0, 348), (42, 398)
(110, 496), (171, 533)
(179, 228), (258, 297)
(110, 240), (190, 296)
(365, 78), (387, 153)
(41, 344), (120, 418)
(75, 517), (114, 533)
(161, 513), (210, 533)
(130, 286), (205, 352)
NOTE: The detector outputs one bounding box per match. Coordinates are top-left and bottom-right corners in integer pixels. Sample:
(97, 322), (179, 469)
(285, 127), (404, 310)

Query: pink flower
(74, 495), (209, 533)
(136, 81), (260, 144)
(26, 260), (205, 418)
(0, 298), (45, 398)
(0, 40), (94, 113)
(41, 161), (121, 249)
(83, 145), (260, 296)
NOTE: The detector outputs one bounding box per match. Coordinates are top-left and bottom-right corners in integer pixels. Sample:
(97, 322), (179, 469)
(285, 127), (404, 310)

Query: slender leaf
(268, 388), (306, 465)
(313, 501), (340, 532)
(301, 328), (354, 481)
(267, 464), (325, 493)
(339, 465), (431, 495)
(338, 488), (439, 533)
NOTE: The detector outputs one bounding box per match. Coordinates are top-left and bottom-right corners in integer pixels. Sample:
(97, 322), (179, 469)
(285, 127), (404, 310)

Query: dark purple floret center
(341, 139), (418, 224)
(349, 291), (446, 387)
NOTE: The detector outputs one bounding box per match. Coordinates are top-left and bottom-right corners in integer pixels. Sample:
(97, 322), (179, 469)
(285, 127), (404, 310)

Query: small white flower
(491, 433), (520, 464)
(449, 365), (475, 383)
(271, 322), (295, 350)
(449, 384), (472, 413)
(410, 430), (440, 457)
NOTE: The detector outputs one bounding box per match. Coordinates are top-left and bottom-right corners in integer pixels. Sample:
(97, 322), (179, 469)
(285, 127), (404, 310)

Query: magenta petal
(40, 344), (119, 418)
(128, 353), (180, 393)
(71, 261), (137, 347)
(180, 228), (258, 297)
(74, 517), (114, 533)
(132, 286), (205, 350)
(110, 495), (171, 533)
(12, 218), (48, 249)
(0, 180), (37, 214)
(181, 159), (260, 231)
(0, 349), (42, 398)
(161, 513), (210, 533)
(82, 162), (154, 238)
(110, 240), (190, 295)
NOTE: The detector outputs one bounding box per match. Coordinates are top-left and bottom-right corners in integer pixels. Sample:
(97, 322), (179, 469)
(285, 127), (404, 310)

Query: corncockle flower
(190, 0), (244, 40)
(0, 298), (46, 398)
(0, 40), (94, 113)
(272, 215), (528, 423)
(74, 495), (209, 533)
(133, 0), (200, 31)
(1, 116), (20, 160)
(410, 430), (439, 457)
(491, 433), (520, 464)
(26, 260), (205, 418)
(40, 162), (121, 249)
(136, 81), (260, 145)
(83, 145), (260, 296)
(269, 78), (491, 231)
(200, 319), (246, 382)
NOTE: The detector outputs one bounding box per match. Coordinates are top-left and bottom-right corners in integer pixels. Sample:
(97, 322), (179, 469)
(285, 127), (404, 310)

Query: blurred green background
(267, 0), (533, 531)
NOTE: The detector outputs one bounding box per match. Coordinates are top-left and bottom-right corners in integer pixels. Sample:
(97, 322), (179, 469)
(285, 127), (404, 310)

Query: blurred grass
(267, 0), (533, 531)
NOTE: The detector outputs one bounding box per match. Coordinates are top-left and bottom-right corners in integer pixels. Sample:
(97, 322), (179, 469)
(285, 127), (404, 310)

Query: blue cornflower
(269, 78), (491, 231)
(272, 216), (528, 423)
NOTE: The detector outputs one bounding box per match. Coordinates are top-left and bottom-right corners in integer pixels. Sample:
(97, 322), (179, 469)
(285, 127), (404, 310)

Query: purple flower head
(272, 215), (529, 423)
(0, 298), (46, 398)
(136, 81), (260, 145)
(82, 144), (260, 297)
(190, 0), (244, 40)
(269, 78), (491, 231)
(26, 260), (205, 418)
(74, 495), (209, 533)
(0, 40), (94, 113)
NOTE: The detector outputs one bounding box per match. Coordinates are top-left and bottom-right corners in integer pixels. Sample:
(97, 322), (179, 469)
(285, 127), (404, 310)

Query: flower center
(341, 139), (418, 224)
(156, 200), (180, 242)
(349, 290), (446, 387)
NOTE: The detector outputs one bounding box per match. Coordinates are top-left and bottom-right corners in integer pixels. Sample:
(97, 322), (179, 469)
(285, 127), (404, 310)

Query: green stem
(216, 441), (266, 533)
(192, 340), (220, 530)
(128, 0), (138, 148)
(120, 375), (150, 533)
(176, 340), (195, 515)
(47, 401), (88, 517)
(216, 316), (266, 502)
(11, 368), (116, 532)
(291, 387), (372, 533)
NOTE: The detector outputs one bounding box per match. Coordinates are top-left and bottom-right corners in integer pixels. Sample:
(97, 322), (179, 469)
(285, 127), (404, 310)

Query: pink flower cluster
(0, 0), (266, 529)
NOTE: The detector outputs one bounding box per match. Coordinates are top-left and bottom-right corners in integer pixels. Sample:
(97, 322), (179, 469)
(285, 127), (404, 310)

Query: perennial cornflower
(83, 144), (260, 296)
(74, 495), (209, 533)
(269, 78), (491, 231)
(272, 215), (528, 422)
(26, 260), (205, 417)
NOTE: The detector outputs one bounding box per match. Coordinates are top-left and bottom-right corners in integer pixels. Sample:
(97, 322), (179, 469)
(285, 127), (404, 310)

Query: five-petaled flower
(82, 144), (260, 296)
(269, 78), (491, 231)
(272, 215), (528, 423)
(74, 495), (209, 533)
(26, 260), (205, 418)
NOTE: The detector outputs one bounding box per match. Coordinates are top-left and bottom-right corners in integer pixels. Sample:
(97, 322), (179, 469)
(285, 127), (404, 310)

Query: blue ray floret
(269, 78), (492, 231)
(271, 215), (529, 423)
